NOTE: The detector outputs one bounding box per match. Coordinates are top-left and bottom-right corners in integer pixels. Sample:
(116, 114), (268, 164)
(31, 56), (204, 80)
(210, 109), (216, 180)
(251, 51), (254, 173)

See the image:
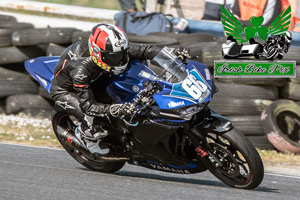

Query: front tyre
(203, 128), (264, 189)
(52, 110), (125, 173)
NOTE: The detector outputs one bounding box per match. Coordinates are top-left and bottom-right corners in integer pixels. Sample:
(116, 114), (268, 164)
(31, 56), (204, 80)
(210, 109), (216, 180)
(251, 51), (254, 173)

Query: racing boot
(74, 123), (109, 155)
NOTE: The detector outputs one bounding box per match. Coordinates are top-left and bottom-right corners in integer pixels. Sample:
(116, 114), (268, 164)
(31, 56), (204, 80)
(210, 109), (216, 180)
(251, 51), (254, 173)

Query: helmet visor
(101, 50), (129, 66)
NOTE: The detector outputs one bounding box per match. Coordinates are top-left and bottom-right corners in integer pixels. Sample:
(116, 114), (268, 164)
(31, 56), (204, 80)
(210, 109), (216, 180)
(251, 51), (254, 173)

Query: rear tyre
(52, 110), (125, 173)
(203, 128), (264, 189)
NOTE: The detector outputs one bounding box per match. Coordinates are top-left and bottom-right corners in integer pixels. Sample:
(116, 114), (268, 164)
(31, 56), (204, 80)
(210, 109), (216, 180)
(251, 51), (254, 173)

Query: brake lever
(120, 114), (139, 127)
(122, 118), (139, 127)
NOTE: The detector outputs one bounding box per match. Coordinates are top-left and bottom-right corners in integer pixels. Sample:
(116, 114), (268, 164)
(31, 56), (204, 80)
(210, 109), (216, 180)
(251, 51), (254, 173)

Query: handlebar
(120, 81), (162, 127)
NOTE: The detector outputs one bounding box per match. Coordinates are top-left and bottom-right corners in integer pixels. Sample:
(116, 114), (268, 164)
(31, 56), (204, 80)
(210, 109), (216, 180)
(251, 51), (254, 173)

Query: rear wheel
(203, 128), (264, 189)
(52, 110), (125, 173)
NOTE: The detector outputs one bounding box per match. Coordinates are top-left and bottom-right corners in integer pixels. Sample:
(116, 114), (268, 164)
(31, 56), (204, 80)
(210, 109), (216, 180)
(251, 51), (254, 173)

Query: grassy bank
(0, 114), (60, 148)
(0, 114), (299, 170)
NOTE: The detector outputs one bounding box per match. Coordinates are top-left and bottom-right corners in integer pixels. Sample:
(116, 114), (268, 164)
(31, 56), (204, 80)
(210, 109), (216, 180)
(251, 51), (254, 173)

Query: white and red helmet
(88, 24), (129, 75)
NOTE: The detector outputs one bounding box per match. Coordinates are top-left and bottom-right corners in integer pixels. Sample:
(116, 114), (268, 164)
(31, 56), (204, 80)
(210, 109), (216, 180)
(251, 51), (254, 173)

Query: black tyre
(6, 94), (53, 118)
(38, 85), (53, 100)
(246, 135), (275, 150)
(52, 110), (126, 172)
(0, 23), (34, 47)
(214, 83), (278, 100)
(215, 77), (286, 87)
(216, 36), (227, 44)
(0, 46), (46, 65)
(46, 43), (66, 56)
(209, 98), (272, 115)
(201, 45), (223, 68)
(12, 28), (77, 46)
(0, 14), (17, 22)
(261, 99), (300, 153)
(184, 42), (219, 60)
(72, 30), (91, 43)
(0, 22), (34, 30)
(0, 29), (13, 47)
(279, 82), (300, 100)
(0, 98), (6, 114)
(203, 128), (264, 189)
(0, 79), (38, 97)
(178, 33), (217, 45)
(0, 66), (29, 78)
(289, 65), (300, 83)
(146, 32), (187, 40)
(226, 115), (264, 136)
(284, 47), (300, 64)
(127, 34), (179, 46)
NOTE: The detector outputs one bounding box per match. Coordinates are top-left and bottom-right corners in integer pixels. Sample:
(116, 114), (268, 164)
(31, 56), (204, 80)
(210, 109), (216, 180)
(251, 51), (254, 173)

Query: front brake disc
(209, 143), (240, 178)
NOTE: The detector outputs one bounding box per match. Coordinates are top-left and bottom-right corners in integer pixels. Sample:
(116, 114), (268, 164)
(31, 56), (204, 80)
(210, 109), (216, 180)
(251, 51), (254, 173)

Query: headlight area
(174, 103), (208, 118)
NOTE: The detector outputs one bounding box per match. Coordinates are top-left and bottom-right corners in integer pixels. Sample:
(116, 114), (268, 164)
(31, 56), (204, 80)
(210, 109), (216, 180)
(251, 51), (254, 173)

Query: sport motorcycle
(25, 47), (264, 189)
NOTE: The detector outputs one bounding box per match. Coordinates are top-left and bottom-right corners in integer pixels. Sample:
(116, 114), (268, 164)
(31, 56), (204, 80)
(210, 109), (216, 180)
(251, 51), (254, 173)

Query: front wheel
(266, 46), (279, 59)
(203, 128), (264, 189)
(52, 110), (125, 173)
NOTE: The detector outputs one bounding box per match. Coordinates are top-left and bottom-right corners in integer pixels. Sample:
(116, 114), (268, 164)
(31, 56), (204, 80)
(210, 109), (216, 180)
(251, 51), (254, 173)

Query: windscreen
(152, 46), (188, 83)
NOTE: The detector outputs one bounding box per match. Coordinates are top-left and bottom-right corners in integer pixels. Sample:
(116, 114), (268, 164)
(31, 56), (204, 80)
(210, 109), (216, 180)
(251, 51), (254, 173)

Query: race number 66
(182, 74), (208, 100)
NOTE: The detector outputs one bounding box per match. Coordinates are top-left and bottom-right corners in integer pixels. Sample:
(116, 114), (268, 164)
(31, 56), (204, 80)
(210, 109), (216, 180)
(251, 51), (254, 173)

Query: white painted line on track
(0, 142), (63, 151)
(265, 173), (300, 179)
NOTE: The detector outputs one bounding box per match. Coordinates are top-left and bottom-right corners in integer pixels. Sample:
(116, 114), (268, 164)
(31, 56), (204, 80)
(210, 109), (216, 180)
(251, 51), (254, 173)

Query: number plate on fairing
(171, 69), (211, 103)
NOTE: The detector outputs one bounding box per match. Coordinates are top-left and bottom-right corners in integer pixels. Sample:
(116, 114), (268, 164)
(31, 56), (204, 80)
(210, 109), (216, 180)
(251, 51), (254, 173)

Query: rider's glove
(108, 103), (136, 118)
(173, 47), (191, 64)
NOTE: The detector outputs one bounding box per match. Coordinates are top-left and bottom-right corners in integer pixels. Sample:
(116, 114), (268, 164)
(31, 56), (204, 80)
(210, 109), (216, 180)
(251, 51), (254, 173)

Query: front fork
(187, 108), (233, 167)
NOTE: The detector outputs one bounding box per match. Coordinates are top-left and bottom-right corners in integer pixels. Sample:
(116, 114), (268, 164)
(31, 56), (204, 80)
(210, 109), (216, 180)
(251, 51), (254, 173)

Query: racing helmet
(88, 24), (129, 75)
(285, 31), (292, 43)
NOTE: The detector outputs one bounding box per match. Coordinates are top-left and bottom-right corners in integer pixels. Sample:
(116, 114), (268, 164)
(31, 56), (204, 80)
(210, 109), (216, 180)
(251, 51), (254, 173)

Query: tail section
(25, 56), (59, 93)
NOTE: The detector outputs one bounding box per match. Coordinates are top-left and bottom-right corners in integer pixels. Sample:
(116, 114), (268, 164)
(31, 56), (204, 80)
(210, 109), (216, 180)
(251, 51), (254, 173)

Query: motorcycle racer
(50, 23), (190, 155)
(260, 31), (292, 59)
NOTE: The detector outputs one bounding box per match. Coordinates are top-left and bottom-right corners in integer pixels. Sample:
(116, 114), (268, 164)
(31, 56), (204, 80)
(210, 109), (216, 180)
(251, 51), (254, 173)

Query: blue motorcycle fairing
(106, 59), (157, 103)
(25, 57), (213, 112)
(107, 59), (212, 110)
(24, 56), (59, 93)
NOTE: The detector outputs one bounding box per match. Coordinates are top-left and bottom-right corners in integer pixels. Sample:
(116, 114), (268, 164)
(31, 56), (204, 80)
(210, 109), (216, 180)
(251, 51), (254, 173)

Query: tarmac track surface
(0, 142), (299, 200)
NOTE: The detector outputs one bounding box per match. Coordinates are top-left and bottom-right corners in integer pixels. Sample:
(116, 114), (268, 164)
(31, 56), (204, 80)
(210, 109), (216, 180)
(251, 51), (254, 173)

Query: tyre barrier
(214, 83), (279, 100)
(12, 27), (77, 46)
(6, 94), (53, 118)
(226, 115), (265, 136)
(209, 98), (273, 116)
(261, 100), (300, 154)
(0, 14), (300, 153)
(46, 43), (66, 56)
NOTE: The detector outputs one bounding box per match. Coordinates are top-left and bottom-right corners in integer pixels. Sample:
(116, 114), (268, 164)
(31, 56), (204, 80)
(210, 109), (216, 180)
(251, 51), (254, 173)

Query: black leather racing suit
(50, 40), (160, 131)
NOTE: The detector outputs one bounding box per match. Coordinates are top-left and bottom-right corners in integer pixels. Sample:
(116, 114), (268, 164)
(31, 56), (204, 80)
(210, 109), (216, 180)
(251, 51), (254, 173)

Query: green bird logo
(221, 5), (291, 44)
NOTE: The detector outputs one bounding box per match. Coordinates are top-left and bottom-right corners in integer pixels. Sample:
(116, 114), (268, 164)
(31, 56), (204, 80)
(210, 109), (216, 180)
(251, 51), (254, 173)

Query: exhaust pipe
(58, 129), (129, 162)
